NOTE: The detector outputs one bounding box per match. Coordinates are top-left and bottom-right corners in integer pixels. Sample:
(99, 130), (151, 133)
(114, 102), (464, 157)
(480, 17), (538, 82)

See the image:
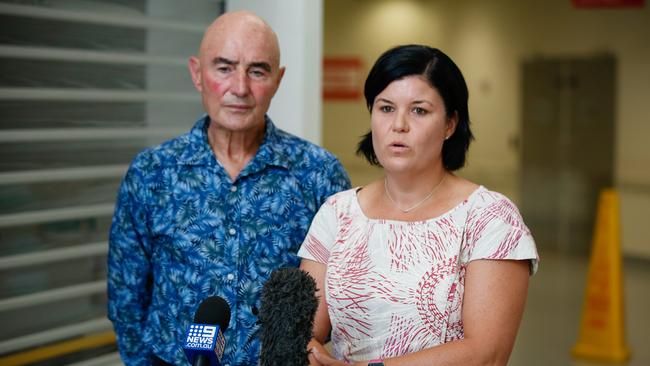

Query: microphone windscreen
(194, 296), (231, 331)
(259, 267), (318, 366)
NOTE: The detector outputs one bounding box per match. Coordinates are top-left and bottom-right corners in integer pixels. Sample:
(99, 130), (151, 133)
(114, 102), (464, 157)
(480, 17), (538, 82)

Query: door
(520, 55), (615, 255)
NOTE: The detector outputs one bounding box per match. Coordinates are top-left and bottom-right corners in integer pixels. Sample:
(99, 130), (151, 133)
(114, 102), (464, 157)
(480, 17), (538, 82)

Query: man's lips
(225, 104), (253, 110)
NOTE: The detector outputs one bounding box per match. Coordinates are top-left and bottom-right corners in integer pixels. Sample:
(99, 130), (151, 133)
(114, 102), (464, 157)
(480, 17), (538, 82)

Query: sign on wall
(323, 57), (363, 100)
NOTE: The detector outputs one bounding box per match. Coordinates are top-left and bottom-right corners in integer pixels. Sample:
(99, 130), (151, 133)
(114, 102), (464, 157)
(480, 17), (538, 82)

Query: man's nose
(230, 69), (250, 97)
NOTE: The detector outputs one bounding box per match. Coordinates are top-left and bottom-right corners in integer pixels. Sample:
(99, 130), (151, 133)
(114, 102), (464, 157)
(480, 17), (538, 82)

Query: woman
(298, 45), (538, 366)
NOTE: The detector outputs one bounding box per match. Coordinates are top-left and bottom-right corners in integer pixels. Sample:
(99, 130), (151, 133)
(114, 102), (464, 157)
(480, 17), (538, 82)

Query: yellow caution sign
(572, 189), (630, 362)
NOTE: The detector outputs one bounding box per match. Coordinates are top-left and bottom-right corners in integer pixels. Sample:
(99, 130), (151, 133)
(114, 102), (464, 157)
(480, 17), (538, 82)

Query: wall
(323, 0), (650, 258)
(226, 0), (323, 144)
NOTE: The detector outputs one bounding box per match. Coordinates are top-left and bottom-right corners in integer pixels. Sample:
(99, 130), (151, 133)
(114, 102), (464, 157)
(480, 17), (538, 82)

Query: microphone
(183, 296), (231, 366)
(259, 267), (319, 366)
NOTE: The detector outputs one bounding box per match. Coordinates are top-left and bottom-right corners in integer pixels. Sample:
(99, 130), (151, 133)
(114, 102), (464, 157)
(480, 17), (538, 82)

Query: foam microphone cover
(259, 267), (318, 366)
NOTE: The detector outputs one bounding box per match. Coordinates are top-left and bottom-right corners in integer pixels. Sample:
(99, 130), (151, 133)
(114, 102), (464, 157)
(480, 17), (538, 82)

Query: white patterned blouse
(298, 186), (539, 362)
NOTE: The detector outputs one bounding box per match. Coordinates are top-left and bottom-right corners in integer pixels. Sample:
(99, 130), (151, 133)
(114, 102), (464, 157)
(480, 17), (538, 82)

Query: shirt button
(228, 228), (236, 235)
(230, 186), (237, 192)
(226, 273), (235, 281)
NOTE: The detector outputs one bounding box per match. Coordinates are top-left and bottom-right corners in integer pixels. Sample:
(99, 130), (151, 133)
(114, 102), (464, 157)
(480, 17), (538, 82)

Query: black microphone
(259, 267), (319, 366)
(183, 296), (231, 366)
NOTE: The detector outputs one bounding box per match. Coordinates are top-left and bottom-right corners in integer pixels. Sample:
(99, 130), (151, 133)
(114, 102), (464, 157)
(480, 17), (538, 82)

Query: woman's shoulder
(464, 186), (530, 231)
(323, 187), (362, 208)
(466, 186), (518, 210)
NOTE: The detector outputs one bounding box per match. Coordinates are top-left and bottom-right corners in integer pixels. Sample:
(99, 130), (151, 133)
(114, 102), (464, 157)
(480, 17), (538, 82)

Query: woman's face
(371, 75), (457, 175)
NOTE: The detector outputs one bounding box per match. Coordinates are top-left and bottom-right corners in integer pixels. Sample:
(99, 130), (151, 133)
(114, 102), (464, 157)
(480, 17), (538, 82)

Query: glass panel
(0, 15), (147, 52)
(0, 217), (112, 256)
(0, 101), (146, 129)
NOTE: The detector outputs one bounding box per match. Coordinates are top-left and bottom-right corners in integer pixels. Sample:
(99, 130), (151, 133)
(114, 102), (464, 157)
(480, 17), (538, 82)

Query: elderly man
(107, 11), (350, 366)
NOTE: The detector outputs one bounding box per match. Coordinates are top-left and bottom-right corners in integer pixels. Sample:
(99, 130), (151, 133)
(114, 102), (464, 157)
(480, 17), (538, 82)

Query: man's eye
(249, 70), (266, 78)
(216, 66), (231, 73)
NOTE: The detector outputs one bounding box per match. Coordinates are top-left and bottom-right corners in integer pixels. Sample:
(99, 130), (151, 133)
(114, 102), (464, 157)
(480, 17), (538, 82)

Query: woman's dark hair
(356, 44), (474, 171)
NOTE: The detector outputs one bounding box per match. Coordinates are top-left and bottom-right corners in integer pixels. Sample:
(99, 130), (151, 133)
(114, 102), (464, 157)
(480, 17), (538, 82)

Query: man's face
(189, 22), (284, 133)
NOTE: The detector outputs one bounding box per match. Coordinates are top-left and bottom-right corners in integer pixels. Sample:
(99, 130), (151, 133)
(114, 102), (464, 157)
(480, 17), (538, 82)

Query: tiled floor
(510, 250), (649, 366)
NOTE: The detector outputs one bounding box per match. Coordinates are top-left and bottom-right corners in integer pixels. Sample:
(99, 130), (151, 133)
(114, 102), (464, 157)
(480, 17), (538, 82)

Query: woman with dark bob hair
(298, 45), (538, 366)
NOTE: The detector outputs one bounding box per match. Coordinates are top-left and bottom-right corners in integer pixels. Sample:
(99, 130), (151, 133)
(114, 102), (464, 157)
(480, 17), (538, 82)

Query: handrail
(618, 182), (650, 194)
(0, 331), (116, 366)
(0, 280), (105, 312)
(0, 318), (112, 354)
(0, 203), (114, 228)
(0, 165), (127, 185)
(0, 242), (107, 271)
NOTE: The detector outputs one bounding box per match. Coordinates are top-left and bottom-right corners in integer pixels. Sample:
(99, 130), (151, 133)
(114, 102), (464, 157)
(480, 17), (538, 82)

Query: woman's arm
(301, 258), (334, 365)
(312, 259), (531, 366)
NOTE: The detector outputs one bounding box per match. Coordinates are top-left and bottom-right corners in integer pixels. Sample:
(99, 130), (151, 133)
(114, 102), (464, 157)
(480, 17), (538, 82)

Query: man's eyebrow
(212, 57), (237, 66)
(249, 62), (272, 72)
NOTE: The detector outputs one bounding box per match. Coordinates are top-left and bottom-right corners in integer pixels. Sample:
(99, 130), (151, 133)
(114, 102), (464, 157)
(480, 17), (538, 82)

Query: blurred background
(0, 0), (648, 365)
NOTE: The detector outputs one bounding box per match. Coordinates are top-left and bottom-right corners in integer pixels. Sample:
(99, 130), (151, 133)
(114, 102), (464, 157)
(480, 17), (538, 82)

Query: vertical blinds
(0, 0), (219, 356)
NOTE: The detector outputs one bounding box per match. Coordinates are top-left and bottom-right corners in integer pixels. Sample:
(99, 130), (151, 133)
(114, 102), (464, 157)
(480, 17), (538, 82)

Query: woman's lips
(388, 141), (409, 153)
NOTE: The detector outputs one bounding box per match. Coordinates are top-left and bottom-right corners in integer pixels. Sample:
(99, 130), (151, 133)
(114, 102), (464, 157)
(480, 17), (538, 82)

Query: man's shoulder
(130, 131), (195, 171)
(272, 128), (339, 165)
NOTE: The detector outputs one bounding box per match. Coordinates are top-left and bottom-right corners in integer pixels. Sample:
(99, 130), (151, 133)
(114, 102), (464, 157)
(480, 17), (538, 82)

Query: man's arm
(107, 167), (154, 366)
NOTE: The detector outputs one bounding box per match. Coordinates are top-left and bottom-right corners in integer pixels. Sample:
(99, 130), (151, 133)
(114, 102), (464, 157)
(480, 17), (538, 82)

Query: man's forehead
(202, 36), (279, 67)
(199, 13), (280, 67)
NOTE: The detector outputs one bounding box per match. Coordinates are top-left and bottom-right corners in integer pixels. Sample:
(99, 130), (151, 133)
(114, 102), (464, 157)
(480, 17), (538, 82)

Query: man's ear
(188, 56), (203, 92)
(269, 66), (286, 96)
(277, 66), (286, 84)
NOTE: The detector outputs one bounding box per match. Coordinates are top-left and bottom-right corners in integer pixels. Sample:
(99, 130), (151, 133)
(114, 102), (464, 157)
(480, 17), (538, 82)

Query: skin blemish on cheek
(206, 78), (223, 93)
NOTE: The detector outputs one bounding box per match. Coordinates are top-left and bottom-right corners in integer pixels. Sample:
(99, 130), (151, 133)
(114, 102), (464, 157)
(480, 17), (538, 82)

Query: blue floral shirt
(107, 115), (350, 366)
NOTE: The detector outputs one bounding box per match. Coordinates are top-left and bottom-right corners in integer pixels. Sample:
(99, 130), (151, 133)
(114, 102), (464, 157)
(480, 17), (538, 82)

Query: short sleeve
(298, 200), (338, 264)
(464, 193), (539, 274)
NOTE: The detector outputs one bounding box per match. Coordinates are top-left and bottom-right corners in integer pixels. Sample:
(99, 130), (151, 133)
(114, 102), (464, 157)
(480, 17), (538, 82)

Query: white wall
(226, 0), (323, 144)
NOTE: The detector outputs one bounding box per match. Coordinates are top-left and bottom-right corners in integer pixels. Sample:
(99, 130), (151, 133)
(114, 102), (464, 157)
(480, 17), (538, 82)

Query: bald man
(107, 11), (350, 366)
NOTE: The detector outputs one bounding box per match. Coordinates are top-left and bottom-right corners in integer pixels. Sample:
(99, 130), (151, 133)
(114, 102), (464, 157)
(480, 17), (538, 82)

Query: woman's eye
(413, 107), (428, 115)
(379, 105), (393, 113)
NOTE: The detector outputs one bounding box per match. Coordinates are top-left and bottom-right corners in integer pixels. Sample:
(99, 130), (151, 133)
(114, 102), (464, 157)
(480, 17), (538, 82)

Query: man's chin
(211, 114), (265, 132)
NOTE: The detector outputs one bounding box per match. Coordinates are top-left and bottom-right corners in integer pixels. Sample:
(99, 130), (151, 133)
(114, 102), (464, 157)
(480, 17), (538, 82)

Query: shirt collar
(176, 114), (291, 171)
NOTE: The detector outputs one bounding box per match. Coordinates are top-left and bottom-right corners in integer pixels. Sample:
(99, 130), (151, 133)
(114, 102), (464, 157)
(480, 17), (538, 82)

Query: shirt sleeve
(298, 200), (339, 264)
(107, 162), (154, 366)
(463, 193), (539, 274)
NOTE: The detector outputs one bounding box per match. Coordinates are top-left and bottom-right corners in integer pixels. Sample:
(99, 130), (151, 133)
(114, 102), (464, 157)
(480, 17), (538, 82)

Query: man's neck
(207, 121), (266, 181)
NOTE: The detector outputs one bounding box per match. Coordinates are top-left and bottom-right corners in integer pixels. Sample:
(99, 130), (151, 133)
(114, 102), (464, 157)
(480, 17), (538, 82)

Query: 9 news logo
(185, 324), (217, 350)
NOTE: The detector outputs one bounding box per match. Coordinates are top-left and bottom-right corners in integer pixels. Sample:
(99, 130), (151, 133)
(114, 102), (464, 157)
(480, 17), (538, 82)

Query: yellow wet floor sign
(572, 189), (630, 362)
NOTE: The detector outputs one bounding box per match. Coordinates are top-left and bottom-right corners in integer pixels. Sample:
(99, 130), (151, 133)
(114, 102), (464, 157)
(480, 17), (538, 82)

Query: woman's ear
(445, 111), (459, 140)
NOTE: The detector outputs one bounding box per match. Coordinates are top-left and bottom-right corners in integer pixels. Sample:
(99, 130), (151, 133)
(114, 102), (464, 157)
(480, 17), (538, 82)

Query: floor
(510, 250), (650, 366)
(70, 249), (650, 366)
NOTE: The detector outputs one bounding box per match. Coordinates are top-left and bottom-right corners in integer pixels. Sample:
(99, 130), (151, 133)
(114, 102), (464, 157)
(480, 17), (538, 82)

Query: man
(107, 11), (350, 366)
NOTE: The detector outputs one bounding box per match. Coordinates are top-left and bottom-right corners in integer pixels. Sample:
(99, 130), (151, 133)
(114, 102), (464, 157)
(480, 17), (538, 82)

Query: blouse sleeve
(464, 192), (539, 274)
(298, 199), (338, 264)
